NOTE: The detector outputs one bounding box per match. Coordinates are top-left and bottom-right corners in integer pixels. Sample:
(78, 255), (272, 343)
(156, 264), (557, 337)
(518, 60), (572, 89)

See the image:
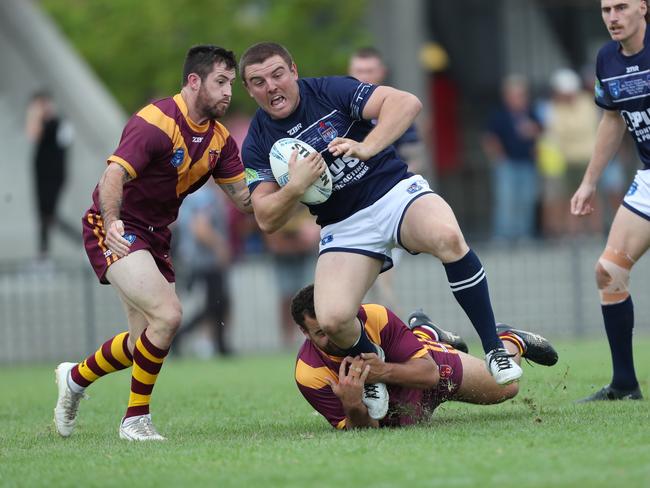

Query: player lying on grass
(291, 284), (558, 429)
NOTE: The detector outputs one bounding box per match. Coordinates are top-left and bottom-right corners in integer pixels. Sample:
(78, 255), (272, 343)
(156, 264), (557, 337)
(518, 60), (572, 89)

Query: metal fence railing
(1, 237), (649, 364)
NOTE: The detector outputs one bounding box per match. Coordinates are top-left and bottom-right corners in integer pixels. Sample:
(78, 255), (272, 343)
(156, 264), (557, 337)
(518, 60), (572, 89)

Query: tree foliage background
(41, 0), (371, 114)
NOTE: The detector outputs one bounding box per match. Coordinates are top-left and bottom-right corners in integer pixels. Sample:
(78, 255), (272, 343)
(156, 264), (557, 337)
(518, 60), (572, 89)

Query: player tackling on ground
(53, 45), (252, 440)
(240, 42), (523, 421)
(571, 0), (648, 401)
(291, 285), (558, 429)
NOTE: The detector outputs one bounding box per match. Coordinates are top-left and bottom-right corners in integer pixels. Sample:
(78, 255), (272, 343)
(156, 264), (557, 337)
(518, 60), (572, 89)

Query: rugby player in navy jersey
(240, 42), (522, 421)
(291, 285), (558, 429)
(53, 45), (252, 441)
(571, 0), (649, 402)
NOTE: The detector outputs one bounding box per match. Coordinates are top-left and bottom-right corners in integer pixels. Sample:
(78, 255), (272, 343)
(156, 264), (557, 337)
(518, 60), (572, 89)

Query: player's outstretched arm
(219, 178), (253, 214)
(251, 151), (325, 233)
(328, 86), (422, 161)
(571, 109), (626, 216)
(360, 353), (438, 390)
(98, 162), (133, 258)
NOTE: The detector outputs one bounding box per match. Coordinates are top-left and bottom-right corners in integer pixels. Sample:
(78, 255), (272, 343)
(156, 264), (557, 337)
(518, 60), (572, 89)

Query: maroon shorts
(82, 210), (175, 284)
(381, 343), (464, 427)
(427, 345), (464, 409)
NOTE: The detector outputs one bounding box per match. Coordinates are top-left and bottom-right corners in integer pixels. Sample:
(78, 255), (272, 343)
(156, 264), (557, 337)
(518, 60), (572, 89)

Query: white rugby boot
(485, 347), (523, 385)
(119, 414), (166, 441)
(53, 362), (85, 437)
(361, 344), (389, 420)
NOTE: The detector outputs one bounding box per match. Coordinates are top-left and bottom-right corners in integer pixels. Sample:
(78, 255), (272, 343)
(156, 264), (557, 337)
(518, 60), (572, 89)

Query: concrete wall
(0, 0), (126, 260)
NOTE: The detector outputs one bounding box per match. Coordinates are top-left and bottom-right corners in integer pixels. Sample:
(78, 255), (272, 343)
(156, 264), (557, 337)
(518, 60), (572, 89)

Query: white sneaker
(119, 414), (166, 441)
(362, 345), (389, 420)
(53, 362), (85, 437)
(486, 347), (523, 385)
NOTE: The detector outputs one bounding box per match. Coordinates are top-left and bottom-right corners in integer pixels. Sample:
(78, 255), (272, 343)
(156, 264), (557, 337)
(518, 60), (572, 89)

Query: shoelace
(62, 391), (85, 422)
(131, 418), (160, 437)
(364, 384), (380, 400)
(490, 349), (516, 371)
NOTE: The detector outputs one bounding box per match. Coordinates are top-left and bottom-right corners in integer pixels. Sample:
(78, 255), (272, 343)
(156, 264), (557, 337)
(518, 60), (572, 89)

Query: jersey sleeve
(295, 358), (346, 429)
(595, 49), (616, 111)
(379, 309), (429, 363)
(310, 76), (378, 121)
(241, 120), (276, 193)
(213, 134), (245, 184)
(108, 113), (170, 178)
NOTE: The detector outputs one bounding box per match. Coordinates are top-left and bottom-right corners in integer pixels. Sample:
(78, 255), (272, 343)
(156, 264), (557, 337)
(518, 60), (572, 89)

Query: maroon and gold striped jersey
(295, 304), (462, 429)
(87, 94), (245, 230)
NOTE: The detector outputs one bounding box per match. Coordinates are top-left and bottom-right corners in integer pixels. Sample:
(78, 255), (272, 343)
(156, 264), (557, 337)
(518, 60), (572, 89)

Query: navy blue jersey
(242, 76), (410, 226)
(595, 28), (650, 169)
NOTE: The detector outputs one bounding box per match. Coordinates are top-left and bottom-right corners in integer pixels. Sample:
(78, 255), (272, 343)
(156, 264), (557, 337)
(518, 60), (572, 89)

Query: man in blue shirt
(571, 0), (648, 401)
(240, 42), (522, 420)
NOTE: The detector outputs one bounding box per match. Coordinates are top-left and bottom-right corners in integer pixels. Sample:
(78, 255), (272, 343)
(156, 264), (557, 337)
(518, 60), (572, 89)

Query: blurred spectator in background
(175, 181), (233, 357)
(542, 68), (600, 237)
(348, 47), (428, 311)
(222, 108), (265, 258)
(264, 207), (320, 347)
(348, 47), (428, 178)
(482, 75), (542, 241)
(579, 65), (627, 232)
(25, 90), (77, 259)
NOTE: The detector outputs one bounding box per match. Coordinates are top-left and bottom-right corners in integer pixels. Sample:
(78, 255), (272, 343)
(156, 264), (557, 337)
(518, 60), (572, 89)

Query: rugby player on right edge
(292, 285), (558, 429)
(571, 0), (649, 401)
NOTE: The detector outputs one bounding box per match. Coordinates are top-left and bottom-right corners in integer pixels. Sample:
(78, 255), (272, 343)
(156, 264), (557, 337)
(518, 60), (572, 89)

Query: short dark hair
(30, 90), (52, 102)
(351, 46), (383, 61)
(290, 284), (316, 329)
(239, 42), (293, 81)
(182, 45), (237, 87)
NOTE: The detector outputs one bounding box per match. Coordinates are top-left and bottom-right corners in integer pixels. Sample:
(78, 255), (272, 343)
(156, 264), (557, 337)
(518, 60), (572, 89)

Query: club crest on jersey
(170, 148), (185, 167)
(608, 80), (621, 99)
(208, 149), (220, 170)
(318, 121), (338, 142)
(406, 182), (422, 194)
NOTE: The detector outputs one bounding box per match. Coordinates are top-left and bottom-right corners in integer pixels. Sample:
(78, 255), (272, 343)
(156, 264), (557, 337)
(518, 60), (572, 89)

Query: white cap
(550, 68), (581, 95)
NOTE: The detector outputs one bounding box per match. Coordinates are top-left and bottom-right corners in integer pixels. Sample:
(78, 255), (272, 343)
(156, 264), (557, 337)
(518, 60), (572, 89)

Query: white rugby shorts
(318, 174), (434, 272)
(622, 169), (650, 221)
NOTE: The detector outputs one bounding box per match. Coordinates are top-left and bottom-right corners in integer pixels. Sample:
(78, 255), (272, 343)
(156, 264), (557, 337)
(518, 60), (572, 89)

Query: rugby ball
(269, 138), (332, 204)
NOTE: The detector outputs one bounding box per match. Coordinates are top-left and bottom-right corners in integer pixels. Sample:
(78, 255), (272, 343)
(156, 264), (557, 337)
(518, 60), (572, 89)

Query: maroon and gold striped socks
(69, 332), (133, 392)
(124, 329), (169, 419)
(499, 330), (526, 357)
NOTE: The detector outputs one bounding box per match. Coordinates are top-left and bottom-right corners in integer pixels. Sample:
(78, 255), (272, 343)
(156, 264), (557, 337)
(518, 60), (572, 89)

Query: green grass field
(1, 339), (649, 488)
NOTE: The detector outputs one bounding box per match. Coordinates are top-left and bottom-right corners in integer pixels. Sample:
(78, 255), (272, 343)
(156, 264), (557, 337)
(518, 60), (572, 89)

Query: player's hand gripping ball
(269, 138), (332, 204)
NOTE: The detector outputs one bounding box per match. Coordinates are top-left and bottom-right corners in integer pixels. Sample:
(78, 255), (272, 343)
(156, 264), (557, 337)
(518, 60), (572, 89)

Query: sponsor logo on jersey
(627, 180), (638, 196)
(608, 80), (621, 99)
(595, 79), (605, 99)
(320, 233), (334, 245)
(317, 121), (338, 142)
(122, 233), (137, 244)
(626, 65), (640, 73)
(245, 168), (261, 185)
(103, 249), (113, 258)
(170, 148), (185, 167)
(208, 149), (220, 170)
(287, 123), (302, 135)
(406, 182), (422, 194)
(192, 136), (204, 143)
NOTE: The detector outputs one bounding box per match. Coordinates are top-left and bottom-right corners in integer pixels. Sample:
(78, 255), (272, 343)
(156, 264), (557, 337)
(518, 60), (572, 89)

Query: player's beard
(322, 341), (348, 357)
(197, 86), (229, 120)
